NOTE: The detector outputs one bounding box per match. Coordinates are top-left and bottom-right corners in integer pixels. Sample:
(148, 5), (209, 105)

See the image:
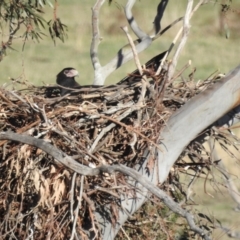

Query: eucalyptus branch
(0, 131), (210, 239)
(93, 0), (170, 85)
(167, 0), (193, 83)
(124, 0), (148, 39)
(151, 0), (169, 37)
(166, 0), (205, 84)
(102, 16), (183, 81)
(1, 19), (23, 59)
(90, 0), (106, 85)
(100, 37), (152, 83)
(121, 26), (143, 75)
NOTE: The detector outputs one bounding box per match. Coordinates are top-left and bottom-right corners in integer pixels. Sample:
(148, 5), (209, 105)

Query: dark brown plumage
(117, 50), (168, 85)
(56, 67), (80, 96)
(45, 51), (167, 98)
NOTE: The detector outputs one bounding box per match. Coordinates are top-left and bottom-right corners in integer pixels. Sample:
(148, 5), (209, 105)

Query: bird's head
(56, 67), (79, 83)
(56, 67), (80, 95)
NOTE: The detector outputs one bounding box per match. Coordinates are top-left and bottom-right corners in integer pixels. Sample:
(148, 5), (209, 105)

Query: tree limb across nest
(0, 60), (239, 239)
(0, 131), (210, 240)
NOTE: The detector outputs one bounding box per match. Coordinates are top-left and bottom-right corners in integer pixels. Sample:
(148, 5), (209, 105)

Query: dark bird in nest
(44, 50), (167, 98)
(117, 50), (168, 85)
(56, 67), (80, 96)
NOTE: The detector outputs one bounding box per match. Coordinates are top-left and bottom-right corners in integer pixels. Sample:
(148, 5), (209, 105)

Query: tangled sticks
(0, 63), (214, 239)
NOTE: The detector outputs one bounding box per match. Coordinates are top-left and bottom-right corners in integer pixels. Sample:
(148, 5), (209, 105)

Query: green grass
(183, 143), (240, 240)
(1, 0), (240, 238)
(194, 184), (240, 240)
(1, 1), (240, 86)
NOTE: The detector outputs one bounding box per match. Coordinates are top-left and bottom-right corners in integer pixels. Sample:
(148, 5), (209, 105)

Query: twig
(52, 216), (71, 240)
(136, 71), (147, 125)
(167, 0), (193, 83)
(89, 104), (143, 153)
(121, 26), (143, 75)
(170, 60), (192, 82)
(69, 172), (77, 222)
(70, 175), (84, 240)
(155, 50), (169, 75)
(83, 193), (96, 211)
(91, 0), (105, 85)
(120, 226), (131, 240)
(100, 114), (162, 151)
(95, 186), (120, 198)
(0, 93), (17, 110)
(99, 4), (181, 83)
(89, 209), (98, 239)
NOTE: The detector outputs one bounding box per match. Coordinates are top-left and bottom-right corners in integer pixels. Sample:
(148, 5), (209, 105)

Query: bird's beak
(67, 69), (79, 78)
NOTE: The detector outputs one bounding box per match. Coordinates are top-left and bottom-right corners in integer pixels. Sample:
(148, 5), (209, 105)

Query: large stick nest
(0, 63), (217, 239)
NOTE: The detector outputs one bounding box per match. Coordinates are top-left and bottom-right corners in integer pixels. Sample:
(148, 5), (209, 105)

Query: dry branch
(91, 0), (106, 85)
(0, 133), (210, 239)
(93, 0), (170, 84)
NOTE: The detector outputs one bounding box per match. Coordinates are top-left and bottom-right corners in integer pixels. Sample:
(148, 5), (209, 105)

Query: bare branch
(156, 0), (204, 85)
(151, 0), (169, 37)
(101, 37), (152, 82)
(93, 0), (170, 85)
(157, 64), (240, 183)
(0, 131), (99, 176)
(70, 172), (77, 239)
(121, 26), (143, 75)
(69, 172), (77, 222)
(93, 2), (182, 85)
(90, 0), (106, 85)
(167, 0), (193, 83)
(70, 175), (84, 240)
(124, 0), (148, 39)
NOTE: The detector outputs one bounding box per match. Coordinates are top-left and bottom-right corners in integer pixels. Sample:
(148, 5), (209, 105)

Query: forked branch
(92, 0), (168, 85)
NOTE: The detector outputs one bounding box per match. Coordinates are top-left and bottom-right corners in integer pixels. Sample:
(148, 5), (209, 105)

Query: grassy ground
(1, 1), (240, 85)
(1, 1), (240, 239)
(181, 137), (240, 240)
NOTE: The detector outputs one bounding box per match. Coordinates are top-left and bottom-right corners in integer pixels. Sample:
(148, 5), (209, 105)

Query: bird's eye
(64, 70), (69, 74)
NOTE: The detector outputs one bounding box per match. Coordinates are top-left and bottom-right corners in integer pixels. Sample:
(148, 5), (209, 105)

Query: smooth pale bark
(92, 0), (168, 85)
(99, 149), (158, 240)
(158, 64), (240, 183)
(100, 64), (240, 239)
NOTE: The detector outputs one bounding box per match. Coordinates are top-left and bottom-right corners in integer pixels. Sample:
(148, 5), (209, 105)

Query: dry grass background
(1, 0), (240, 85)
(1, 0), (240, 239)
(186, 141), (240, 240)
